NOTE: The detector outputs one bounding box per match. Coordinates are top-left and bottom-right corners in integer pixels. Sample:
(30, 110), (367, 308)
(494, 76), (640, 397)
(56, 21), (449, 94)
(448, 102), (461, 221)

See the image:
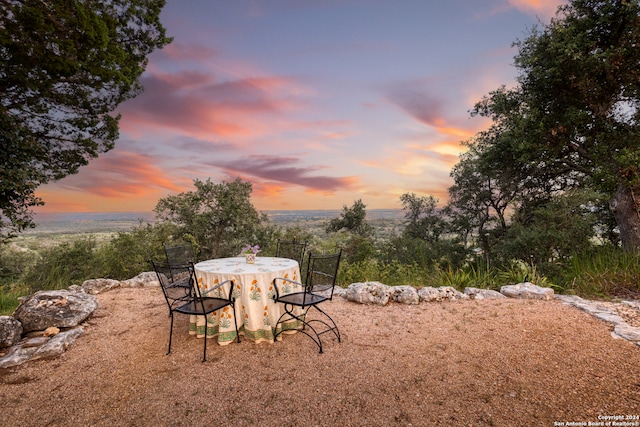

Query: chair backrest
(163, 243), (196, 266)
(187, 261), (235, 302)
(304, 250), (342, 299)
(151, 261), (192, 309)
(275, 239), (308, 265)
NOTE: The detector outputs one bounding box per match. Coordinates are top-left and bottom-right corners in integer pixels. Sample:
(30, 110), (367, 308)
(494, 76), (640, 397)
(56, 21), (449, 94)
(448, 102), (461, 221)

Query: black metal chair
(272, 250), (342, 353)
(163, 242), (197, 266)
(163, 242), (197, 298)
(275, 239), (308, 265)
(152, 261), (240, 362)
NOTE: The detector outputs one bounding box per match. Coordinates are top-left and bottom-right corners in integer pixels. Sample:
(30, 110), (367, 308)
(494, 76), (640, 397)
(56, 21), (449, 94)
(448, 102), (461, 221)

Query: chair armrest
(202, 279), (235, 300)
(272, 277), (304, 300)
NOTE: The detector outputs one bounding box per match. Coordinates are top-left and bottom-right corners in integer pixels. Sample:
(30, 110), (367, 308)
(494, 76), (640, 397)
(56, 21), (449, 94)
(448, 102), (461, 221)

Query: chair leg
(202, 325), (207, 363)
(272, 303), (301, 341)
(167, 313), (174, 355)
(275, 304), (324, 353)
(310, 305), (341, 342)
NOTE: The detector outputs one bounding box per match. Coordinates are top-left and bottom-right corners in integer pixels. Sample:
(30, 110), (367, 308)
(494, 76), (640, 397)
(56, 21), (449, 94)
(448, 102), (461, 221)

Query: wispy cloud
(55, 151), (187, 198)
(384, 83), (445, 129)
(507, 0), (565, 20)
(119, 69), (303, 140)
(210, 155), (357, 193)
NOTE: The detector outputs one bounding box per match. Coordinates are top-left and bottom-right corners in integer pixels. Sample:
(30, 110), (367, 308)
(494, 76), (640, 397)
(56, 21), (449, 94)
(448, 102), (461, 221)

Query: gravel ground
(1, 287), (640, 426)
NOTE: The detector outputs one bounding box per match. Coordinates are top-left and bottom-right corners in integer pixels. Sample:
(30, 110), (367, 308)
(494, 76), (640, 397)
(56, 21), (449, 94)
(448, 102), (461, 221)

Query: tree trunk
(610, 183), (640, 252)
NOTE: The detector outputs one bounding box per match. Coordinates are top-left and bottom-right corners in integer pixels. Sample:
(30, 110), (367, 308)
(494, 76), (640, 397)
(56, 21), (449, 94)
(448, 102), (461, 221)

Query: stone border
(340, 281), (640, 348)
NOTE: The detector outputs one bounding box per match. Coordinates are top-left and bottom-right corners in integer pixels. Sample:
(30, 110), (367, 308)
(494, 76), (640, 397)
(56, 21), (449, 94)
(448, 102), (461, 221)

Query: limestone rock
(0, 316), (23, 348)
(82, 278), (121, 295)
(613, 323), (640, 342)
(500, 282), (554, 300)
(0, 327), (84, 369)
(22, 336), (49, 347)
(332, 287), (347, 298)
(390, 286), (420, 304)
(13, 289), (97, 333)
(464, 287), (506, 300)
(419, 286), (468, 302)
(345, 282), (392, 305)
(121, 271), (160, 288)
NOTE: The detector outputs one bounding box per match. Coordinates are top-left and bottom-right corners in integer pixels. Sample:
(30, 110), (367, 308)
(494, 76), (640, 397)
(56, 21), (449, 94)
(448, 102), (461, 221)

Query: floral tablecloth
(192, 257), (303, 345)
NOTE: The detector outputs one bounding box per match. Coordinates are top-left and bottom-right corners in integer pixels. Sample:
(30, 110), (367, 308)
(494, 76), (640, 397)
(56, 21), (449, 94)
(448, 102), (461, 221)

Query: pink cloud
(119, 70), (302, 140)
(385, 84), (445, 129)
(210, 155), (357, 193)
(55, 151), (187, 198)
(507, 0), (565, 19)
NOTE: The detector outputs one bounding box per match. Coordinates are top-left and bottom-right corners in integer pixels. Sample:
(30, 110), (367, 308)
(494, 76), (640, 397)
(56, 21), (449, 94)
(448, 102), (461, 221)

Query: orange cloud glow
(508, 0), (564, 19)
(118, 71), (304, 142)
(33, 151), (194, 212)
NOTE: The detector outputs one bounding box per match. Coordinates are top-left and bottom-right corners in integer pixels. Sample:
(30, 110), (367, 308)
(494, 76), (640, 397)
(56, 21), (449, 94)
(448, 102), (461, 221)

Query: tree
(154, 178), (274, 259)
(0, 0), (171, 241)
(472, 0), (640, 251)
(447, 141), (518, 260)
(493, 190), (600, 268)
(325, 199), (374, 237)
(400, 193), (447, 243)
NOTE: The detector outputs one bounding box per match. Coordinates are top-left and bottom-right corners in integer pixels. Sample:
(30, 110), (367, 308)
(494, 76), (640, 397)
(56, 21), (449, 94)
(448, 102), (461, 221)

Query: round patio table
(192, 257), (303, 345)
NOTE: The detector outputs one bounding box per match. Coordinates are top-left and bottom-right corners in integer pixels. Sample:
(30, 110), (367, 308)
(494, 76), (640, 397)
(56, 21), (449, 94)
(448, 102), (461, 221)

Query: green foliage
(400, 193), (447, 242)
(341, 235), (375, 264)
(556, 246), (640, 298)
(430, 265), (495, 290)
(467, 0), (640, 250)
(325, 199), (374, 237)
(493, 190), (600, 266)
(154, 178), (276, 259)
(94, 222), (175, 280)
(0, 282), (31, 315)
(496, 260), (555, 289)
(265, 225), (316, 257)
(0, 0), (171, 241)
(22, 238), (98, 291)
(379, 235), (468, 271)
(0, 245), (38, 283)
(338, 259), (430, 288)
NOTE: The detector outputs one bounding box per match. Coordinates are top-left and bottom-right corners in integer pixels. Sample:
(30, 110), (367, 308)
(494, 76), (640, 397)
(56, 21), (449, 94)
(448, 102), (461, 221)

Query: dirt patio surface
(1, 286), (640, 426)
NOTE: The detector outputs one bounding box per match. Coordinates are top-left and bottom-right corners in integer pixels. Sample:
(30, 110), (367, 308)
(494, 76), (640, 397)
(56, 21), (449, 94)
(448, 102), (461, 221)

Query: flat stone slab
(500, 282), (554, 300)
(419, 286), (468, 302)
(121, 272), (160, 288)
(0, 328), (84, 369)
(464, 287), (506, 300)
(82, 278), (121, 295)
(345, 282), (392, 305)
(13, 289), (97, 333)
(613, 323), (640, 342)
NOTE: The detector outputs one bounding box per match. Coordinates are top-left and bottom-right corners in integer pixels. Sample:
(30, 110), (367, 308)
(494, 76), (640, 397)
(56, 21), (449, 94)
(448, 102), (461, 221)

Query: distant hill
(29, 210), (403, 234)
(265, 209), (403, 223)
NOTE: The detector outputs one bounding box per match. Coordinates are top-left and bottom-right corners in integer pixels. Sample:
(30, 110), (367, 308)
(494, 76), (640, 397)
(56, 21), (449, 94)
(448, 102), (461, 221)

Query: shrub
(556, 246), (640, 298)
(94, 222), (175, 280)
(0, 282), (31, 315)
(22, 238), (98, 291)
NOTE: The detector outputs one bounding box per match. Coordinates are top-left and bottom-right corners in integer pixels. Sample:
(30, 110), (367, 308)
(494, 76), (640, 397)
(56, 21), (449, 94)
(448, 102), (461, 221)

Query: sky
(34, 0), (565, 214)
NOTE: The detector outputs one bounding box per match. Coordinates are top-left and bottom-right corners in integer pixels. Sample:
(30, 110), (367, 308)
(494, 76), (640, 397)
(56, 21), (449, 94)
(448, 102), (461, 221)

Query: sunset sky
(34, 0), (565, 214)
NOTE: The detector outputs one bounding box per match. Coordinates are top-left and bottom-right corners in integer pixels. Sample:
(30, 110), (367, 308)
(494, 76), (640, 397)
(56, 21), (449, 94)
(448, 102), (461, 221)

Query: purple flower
(241, 244), (261, 254)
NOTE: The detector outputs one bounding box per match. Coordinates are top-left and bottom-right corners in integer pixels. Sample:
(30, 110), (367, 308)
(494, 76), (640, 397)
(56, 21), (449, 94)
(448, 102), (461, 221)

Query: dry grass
(1, 287), (640, 426)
